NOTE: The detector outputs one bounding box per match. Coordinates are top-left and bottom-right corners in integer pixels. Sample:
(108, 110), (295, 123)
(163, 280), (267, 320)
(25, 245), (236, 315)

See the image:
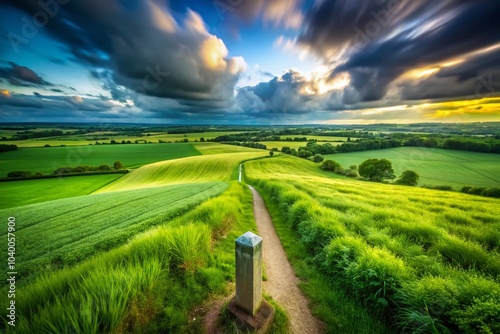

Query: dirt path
(249, 185), (324, 334)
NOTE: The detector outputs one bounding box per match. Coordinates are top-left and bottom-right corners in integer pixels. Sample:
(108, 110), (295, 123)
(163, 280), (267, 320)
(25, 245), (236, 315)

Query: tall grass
(1, 182), (258, 333)
(245, 155), (500, 333)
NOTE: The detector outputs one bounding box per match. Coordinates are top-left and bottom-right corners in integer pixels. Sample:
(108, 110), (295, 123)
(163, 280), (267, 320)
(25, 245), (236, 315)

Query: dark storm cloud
(4, 0), (246, 104)
(300, 0), (500, 103)
(0, 62), (52, 87)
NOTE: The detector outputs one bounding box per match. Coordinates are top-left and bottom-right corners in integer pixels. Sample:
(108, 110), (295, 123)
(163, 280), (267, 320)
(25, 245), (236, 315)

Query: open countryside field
(0, 182), (227, 283)
(96, 151), (267, 193)
(194, 142), (266, 154)
(5, 131), (250, 147)
(0, 174), (123, 209)
(260, 141), (323, 150)
(0, 143), (200, 176)
(325, 147), (500, 188)
(245, 155), (500, 333)
(280, 135), (350, 142)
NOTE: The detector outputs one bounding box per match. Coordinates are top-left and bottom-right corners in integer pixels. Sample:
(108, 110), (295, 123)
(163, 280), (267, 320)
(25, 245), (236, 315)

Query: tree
(345, 165), (358, 178)
(98, 164), (111, 171)
(311, 154), (324, 163)
(359, 159), (395, 182)
(320, 160), (344, 174)
(200, 137), (205, 142)
(395, 170), (419, 186)
(269, 150), (274, 157)
(298, 150), (312, 159)
(114, 161), (124, 170)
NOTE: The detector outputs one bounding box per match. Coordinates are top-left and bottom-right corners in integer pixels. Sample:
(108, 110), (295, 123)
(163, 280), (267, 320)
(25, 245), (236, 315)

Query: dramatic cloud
(4, 0), (246, 104)
(0, 62), (52, 87)
(299, 0), (500, 103)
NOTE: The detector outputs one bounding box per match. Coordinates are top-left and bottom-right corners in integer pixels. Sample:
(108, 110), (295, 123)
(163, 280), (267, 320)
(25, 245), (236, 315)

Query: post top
(236, 231), (262, 247)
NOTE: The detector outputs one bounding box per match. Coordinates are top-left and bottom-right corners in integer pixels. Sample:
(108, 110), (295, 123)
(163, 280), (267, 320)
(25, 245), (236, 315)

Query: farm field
(96, 151), (267, 193)
(194, 142), (266, 154)
(0, 143), (200, 176)
(4, 131), (249, 147)
(0, 182), (227, 283)
(260, 141), (321, 150)
(0, 174), (123, 209)
(245, 155), (500, 333)
(325, 147), (500, 188)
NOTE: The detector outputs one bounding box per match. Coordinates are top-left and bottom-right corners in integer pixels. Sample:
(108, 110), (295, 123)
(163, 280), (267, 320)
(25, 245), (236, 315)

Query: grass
(96, 152), (267, 193)
(0, 143), (201, 176)
(324, 146), (500, 188)
(6, 131), (250, 147)
(0, 174), (123, 209)
(244, 155), (500, 333)
(1, 182), (262, 333)
(0, 182), (228, 283)
(194, 142), (267, 155)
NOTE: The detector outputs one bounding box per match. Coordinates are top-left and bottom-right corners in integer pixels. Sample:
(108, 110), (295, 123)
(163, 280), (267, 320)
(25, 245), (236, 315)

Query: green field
(96, 152), (267, 193)
(0, 143), (200, 176)
(194, 142), (266, 155)
(5, 131), (249, 147)
(245, 155), (500, 333)
(325, 147), (500, 188)
(0, 174), (123, 209)
(280, 135), (349, 142)
(0, 182), (227, 283)
(260, 141), (319, 150)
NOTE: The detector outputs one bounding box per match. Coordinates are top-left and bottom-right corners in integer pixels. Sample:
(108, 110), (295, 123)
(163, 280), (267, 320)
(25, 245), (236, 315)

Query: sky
(0, 0), (499, 125)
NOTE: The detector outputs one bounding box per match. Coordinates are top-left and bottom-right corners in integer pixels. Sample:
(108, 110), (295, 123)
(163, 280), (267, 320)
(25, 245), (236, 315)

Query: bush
(311, 154), (324, 163)
(114, 161), (124, 170)
(395, 170), (420, 186)
(0, 144), (18, 152)
(481, 187), (500, 198)
(467, 187), (486, 195)
(345, 165), (359, 178)
(7, 170), (32, 178)
(320, 160), (344, 174)
(359, 159), (395, 182)
(98, 164), (111, 171)
(421, 185), (453, 191)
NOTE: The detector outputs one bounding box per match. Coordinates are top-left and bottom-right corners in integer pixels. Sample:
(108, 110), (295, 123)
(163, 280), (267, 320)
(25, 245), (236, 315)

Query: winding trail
(248, 185), (324, 334)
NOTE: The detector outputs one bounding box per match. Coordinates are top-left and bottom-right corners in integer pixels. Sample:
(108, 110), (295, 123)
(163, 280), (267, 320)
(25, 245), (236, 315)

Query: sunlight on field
(194, 142), (266, 154)
(97, 152), (267, 193)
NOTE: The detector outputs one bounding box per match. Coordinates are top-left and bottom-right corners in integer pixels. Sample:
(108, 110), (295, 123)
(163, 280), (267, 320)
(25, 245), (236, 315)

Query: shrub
(7, 170), (32, 178)
(311, 154), (324, 163)
(395, 170), (419, 186)
(481, 187), (500, 198)
(421, 185), (453, 191)
(448, 292), (500, 334)
(320, 160), (344, 174)
(98, 164), (111, 171)
(468, 187), (487, 195)
(114, 161), (124, 170)
(345, 165), (359, 178)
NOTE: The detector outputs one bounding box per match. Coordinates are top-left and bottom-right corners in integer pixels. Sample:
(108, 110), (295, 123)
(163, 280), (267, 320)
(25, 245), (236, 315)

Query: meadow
(0, 182), (227, 284)
(279, 135), (349, 142)
(325, 147), (500, 188)
(1, 183), (284, 333)
(260, 141), (322, 151)
(245, 155), (500, 333)
(0, 143), (200, 176)
(193, 142), (266, 155)
(0, 174), (123, 209)
(96, 151), (267, 193)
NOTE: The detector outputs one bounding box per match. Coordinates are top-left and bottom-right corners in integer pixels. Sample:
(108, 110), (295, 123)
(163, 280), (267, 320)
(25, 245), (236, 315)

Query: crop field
(0, 143), (200, 176)
(325, 147), (500, 188)
(245, 155), (500, 333)
(194, 142), (266, 155)
(5, 131), (249, 147)
(0, 182), (227, 283)
(0, 182), (266, 333)
(96, 152), (267, 193)
(0, 174), (123, 209)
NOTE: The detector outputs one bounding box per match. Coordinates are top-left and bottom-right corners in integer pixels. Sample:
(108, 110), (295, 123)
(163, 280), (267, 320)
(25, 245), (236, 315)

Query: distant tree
(7, 170), (32, 178)
(345, 165), (359, 178)
(320, 160), (344, 174)
(200, 137), (205, 142)
(312, 154), (324, 163)
(359, 159), (395, 182)
(281, 146), (291, 154)
(44, 144), (51, 148)
(114, 161), (124, 170)
(269, 150), (274, 157)
(121, 140), (126, 144)
(395, 170), (419, 186)
(290, 149), (298, 156)
(298, 150), (313, 159)
(98, 164), (111, 171)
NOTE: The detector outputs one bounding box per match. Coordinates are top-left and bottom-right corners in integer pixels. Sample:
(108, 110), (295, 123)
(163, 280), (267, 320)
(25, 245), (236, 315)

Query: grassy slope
(2, 183), (269, 334)
(194, 142), (266, 154)
(0, 143), (200, 176)
(245, 155), (500, 333)
(96, 152), (267, 193)
(0, 182), (227, 283)
(0, 174), (123, 209)
(324, 147), (500, 188)
(260, 141), (330, 151)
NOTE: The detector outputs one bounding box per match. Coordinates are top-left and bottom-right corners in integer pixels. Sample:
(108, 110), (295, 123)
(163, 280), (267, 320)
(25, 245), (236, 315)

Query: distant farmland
(325, 147), (500, 188)
(0, 143), (200, 176)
